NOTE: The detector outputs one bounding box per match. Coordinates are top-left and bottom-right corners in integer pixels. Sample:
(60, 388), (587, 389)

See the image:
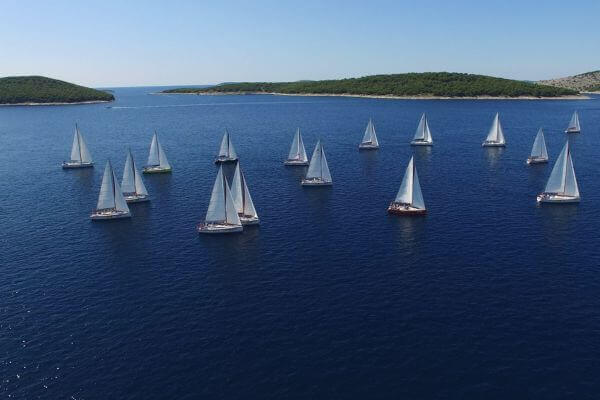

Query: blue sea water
(1, 88), (600, 399)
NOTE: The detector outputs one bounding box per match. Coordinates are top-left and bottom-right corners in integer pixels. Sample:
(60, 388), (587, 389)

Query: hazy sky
(1, 0), (599, 87)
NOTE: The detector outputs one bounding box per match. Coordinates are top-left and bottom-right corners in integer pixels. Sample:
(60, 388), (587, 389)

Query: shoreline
(158, 91), (589, 100)
(0, 100), (113, 107)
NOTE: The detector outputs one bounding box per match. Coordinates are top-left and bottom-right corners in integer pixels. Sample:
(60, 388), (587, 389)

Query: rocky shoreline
(0, 100), (113, 106)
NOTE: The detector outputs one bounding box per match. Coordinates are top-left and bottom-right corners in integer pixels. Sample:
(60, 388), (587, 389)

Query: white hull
(197, 223), (243, 234)
(388, 202), (426, 215)
(358, 143), (379, 150)
(301, 178), (332, 186)
(90, 210), (131, 220)
(214, 156), (238, 164)
(410, 140), (433, 146)
(565, 129), (580, 133)
(537, 193), (580, 204)
(62, 161), (94, 169)
(482, 141), (505, 147)
(526, 157), (548, 165)
(240, 215), (260, 226)
(143, 166), (172, 174)
(284, 159), (309, 166)
(124, 194), (150, 203)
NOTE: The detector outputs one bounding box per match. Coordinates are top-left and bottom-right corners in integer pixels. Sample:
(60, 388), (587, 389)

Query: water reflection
(412, 145), (432, 161)
(358, 149), (378, 176)
(390, 214), (426, 253)
(484, 147), (504, 167)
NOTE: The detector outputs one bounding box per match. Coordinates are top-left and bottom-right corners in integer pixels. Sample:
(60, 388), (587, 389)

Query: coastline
(159, 91), (589, 100)
(0, 100), (112, 106)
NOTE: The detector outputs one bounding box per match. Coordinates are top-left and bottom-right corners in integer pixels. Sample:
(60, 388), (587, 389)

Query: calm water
(2, 88), (600, 399)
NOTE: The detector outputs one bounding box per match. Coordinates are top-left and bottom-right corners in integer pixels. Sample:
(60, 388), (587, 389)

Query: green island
(0, 76), (114, 105)
(162, 72), (579, 98)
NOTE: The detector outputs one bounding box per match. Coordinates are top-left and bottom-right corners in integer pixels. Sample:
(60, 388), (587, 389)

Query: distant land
(538, 70), (600, 92)
(161, 72), (582, 99)
(0, 76), (114, 105)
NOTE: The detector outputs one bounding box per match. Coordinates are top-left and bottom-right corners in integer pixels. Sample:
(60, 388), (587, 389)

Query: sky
(1, 0), (599, 87)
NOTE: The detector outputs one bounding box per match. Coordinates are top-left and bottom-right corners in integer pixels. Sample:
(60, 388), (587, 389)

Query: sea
(1, 88), (600, 399)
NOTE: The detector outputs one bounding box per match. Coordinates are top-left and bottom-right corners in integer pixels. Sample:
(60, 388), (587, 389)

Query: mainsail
(205, 166), (242, 225)
(147, 132), (170, 168)
(306, 141), (332, 182)
(122, 150), (148, 195)
(530, 128), (548, 159)
(544, 141), (579, 197)
(485, 113), (505, 144)
(413, 113), (433, 143)
(218, 129), (238, 159)
(231, 163), (258, 218)
(361, 119), (379, 146)
(567, 111), (581, 131)
(97, 161), (130, 212)
(288, 128), (308, 161)
(395, 156), (425, 209)
(70, 124), (92, 163)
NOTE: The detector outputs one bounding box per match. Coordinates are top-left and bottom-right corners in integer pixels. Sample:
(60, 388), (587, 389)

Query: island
(162, 72), (581, 99)
(539, 70), (600, 93)
(0, 76), (114, 105)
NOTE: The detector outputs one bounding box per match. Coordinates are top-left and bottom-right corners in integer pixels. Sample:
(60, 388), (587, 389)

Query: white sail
(70, 125), (92, 162)
(361, 119), (379, 146)
(205, 166), (241, 225)
(147, 133), (159, 166)
(112, 169), (130, 212)
(413, 113), (432, 143)
(395, 157), (415, 204)
(544, 141), (578, 195)
(411, 165), (426, 210)
(567, 111), (580, 131)
(157, 139), (170, 168)
(121, 151), (136, 193)
(70, 128), (81, 162)
(306, 141), (332, 182)
(231, 163), (258, 217)
(530, 128), (548, 159)
(288, 128), (308, 161)
(485, 113), (505, 144)
(97, 162), (116, 210)
(218, 130), (238, 159)
(122, 150), (148, 195)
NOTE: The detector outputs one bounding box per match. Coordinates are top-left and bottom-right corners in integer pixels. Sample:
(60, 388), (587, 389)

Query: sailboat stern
(90, 209), (131, 220)
(124, 193), (150, 203)
(482, 141), (505, 147)
(284, 159), (309, 166)
(536, 193), (580, 204)
(62, 161), (94, 169)
(142, 165), (172, 174)
(565, 128), (581, 133)
(301, 177), (332, 186)
(410, 139), (433, 146)
(214, 156), (238, 164)
(526, 156), (548, 165)
(197, 223), (243, 234)
(358, 142), (379, 150)
(239, 214), (260, 226)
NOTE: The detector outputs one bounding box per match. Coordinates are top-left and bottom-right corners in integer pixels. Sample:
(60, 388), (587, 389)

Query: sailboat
(482, 113), (506, 147)
(358, 118), (379, 149)
(231, 163), (259, 225)
(388, 156), (426, 215)
(197, 165), (243, 233)
(410, 113), (433, 146)
(121, 149), (149, 202)
(301, 140), (332, 186)
(215, 129), (238, 164)
(143, 132), (172, 173)
(284, 128), (309, 165)
(526, 128), (549, 165)
(62, 124), (94, 168)
(537, 141), (580, 204)
(565, 111), (581, 133)
(91, 161), (131, 220)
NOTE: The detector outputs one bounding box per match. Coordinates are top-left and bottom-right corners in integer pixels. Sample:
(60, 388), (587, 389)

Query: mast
(297, 129), (301, 157)
(223, 171), (227, 222)
(76, 124), (82, 162)
(319, 143), (323, 178)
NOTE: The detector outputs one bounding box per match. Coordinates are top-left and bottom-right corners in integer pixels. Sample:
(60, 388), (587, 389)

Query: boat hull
(124, 194), (150, 203)
(90, 210), (131, 220)
(537, 193), (580, 204)
(410, 140), (433, 146)
(482, 141), (506, 147)
(301, 178), (332, 186)
(62, 161), (94, 169)
(214, 157), (238, 164)
(240, 215), (260, 226)
(526, 157), (548, 165)
(565, 129), (580, 134)
(388, 203), (426, 215)
(358, 143), (379, 150)
(284, 159), (309, 166)
(197, 223), (243, 234)
(143, 166), (172, 174)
